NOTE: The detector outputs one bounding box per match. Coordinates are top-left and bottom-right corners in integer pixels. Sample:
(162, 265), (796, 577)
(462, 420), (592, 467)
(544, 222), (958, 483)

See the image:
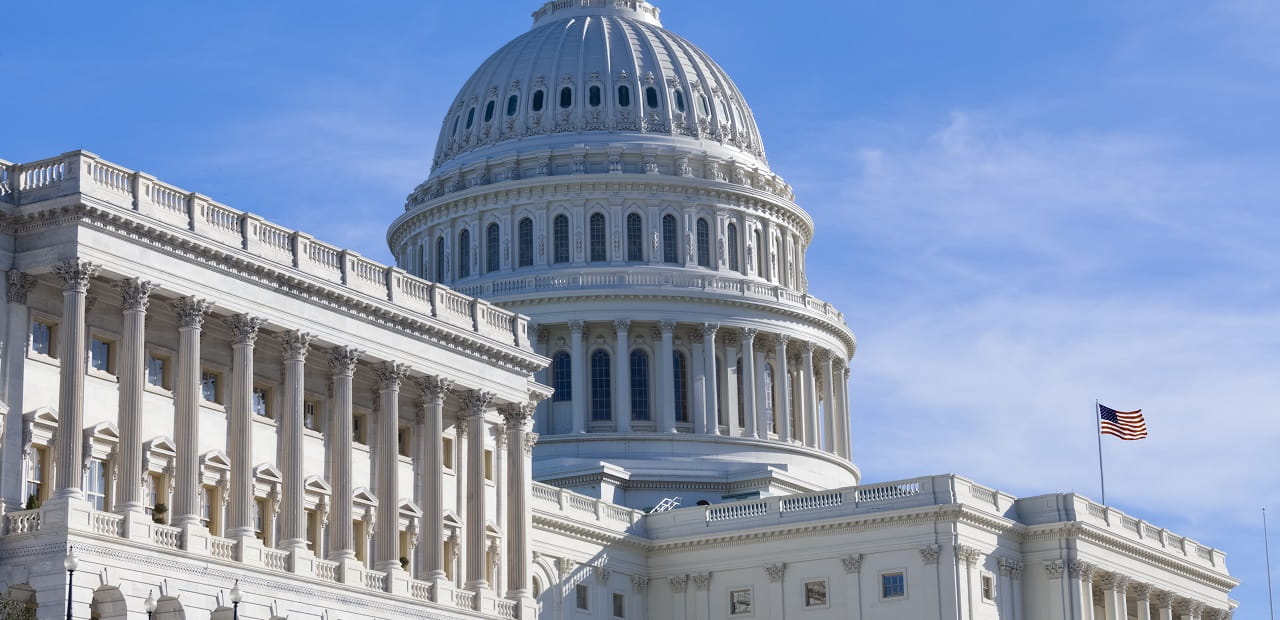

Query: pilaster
(658, 320), (676, 432)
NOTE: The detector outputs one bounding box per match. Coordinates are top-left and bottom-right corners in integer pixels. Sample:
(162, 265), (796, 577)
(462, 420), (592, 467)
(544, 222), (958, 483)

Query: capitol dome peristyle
(388, 0), (858, 510)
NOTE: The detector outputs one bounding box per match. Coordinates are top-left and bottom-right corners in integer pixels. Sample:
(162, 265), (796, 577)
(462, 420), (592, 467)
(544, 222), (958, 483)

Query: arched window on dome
(518, 217), (533, 267)
(434, 236), (445, 282)
(719, 99), (731, 121)
(532, 90), (545, 112)
(486, 223), (501, 273)
(626, 213), (644, 262)
(589, 85), (601, 107)
(673, 350), (689, 423)
(699, 94), (711, 117)
(553, 214), (570, 263)
(630, 350), (650, 422)
(507, 94), (519, 117)
(451, 115), (460, 137)
(484, 100), (495, 123)
(551, 352), (571, 402)
(590, 350), (611, 421)
(458, 229), (471, 278)
(727, 223), (740, 272)
(696, 218), (711, 267)
(674, 89), (686, 113)
(617, 85), (631, 108)
(466, 107), (476, 130)
(589, 213), (607, 263)
(559, 86), (573, 109)
(645, 86), (659, 109)
(661, 214), (678, 264)
(754, 229), (764, 277)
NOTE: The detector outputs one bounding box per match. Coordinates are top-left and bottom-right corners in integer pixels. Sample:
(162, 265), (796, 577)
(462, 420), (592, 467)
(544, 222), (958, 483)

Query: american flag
(1098, 404), (1147, 440)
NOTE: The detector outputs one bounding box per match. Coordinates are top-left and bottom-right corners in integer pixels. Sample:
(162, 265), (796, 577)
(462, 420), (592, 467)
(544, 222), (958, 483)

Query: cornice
(1022, 522), (1238, 591)
(532, 512), (648, 550)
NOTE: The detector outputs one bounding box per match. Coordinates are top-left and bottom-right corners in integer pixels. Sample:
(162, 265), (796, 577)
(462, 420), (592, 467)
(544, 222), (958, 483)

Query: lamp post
(144, 590), (157, 619)
(229, 581), (242, 620)
(63, 547), (78, 620)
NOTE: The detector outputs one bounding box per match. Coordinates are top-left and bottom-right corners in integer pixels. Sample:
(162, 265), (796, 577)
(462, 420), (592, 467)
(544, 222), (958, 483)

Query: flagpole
(1265, 507), (1276, 620)
(1095, 399), (1106, 505)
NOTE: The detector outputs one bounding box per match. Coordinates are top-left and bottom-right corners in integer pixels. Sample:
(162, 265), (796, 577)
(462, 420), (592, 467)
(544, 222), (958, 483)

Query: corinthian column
(740, 328), (758, 438)
(658, 321), (676, 432)
(773, 334), (792, 442)
(373, 361), (410, 572)
(51, 259), (100, 499)
(327, 347), (362, 563)
(701, 323), (719, 435)
(114, 279), (159, 514)
(415, 377), (453, 593)
(224, 314), (266, 539)
(569, 320), (586, 434)
(820, 350), (836, 453)
(170, 296), (213, 525)
(2, 272), (36, 512)
(800, 342), (818, 449)
(613, 320), (631, 432)
(1068, 560), (1097, 620)
(279, 331), (314, 553)
(463, 390), (495, 591)
(722, 331), (740, 436)
(500, 402), (537, 599)
(1132, 583), (1153, 620)
(840, 364), (852, 458)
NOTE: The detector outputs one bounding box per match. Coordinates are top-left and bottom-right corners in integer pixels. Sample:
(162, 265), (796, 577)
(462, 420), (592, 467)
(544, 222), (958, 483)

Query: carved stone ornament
(691, 572), (711, 591)
(701, 322), (719, 338)
(280, 330), (315, 361)
(52, 259), (100, 292)
(568, 320), (585, 334)
(556, 557), (575, 576)
(919, 544), (941, 565)
(414, 376), (455, 403)
(1066, 559), (1095, 582)
(500, 402), (537, 428)
(1154, 590), (1176, 609)
(329, 346), (362, 376)
(1131, 582), (1153, 601)
(955, 544), (981, 567)
(1043, 560), (1065, 579)
(463, 390), (495, 414)
(6, 271), (36, 305)
(171, 297), (214, 329)
(224, 314), (267, 346)
(115, 279), (159, 312)
(668, 575), (688, 593)
(594, 565), (611, 585)
(1097, 572), (1129, 592)
(841, 554), (863, 574)
(373, 361), (410, 391)
(998, 557), (1024, 578)
(764, 563), (785, 582)
(631, 575), (649, 593)
(613, 319), (630, 333)
(524, 432), (539, 456)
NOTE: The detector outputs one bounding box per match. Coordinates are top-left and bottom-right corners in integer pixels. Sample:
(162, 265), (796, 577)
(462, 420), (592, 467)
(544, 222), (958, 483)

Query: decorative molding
(841, 554), (863, 574)
(691, 572), (711, 591)
(764, 563), (785, 582)
(1043, 560), (1065, 579)
(920, 544), (940, 565)
(6, 271), (36, 305)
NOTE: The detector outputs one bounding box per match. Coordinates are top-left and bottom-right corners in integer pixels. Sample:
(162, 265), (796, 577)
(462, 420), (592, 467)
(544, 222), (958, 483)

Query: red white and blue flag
(1098, 404), (1147, 440)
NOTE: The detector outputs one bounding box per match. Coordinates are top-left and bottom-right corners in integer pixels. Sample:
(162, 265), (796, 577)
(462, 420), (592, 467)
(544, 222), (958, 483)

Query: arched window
(754, 229), (764, 277)
(559, 86), (573, 109)
(617, 85), (631, 107)
(451, 115), (460, 137)
(458, 229), (471, 278)
(696, 218), (711, 267)
(727, 223), (740, 272)
(645, 86), (659, 109)
(590, 350), (611, 421)
(518, 217), (533, 267)
(589, 213), (607, 262)
(486, 223), (500, 273)
(673, 89), (685, 113)
(626, 213), (643, 262)
(484, 100), (495, 123)
(699, 94), (711, 116)
(507, 94), (519, 116)
(532, 90), (545, 112)
(630, 350), (650, 421)
(589, 85), (601, 107)
(553, 214), (570, 263)
(465, 107), (475, 129)
(673, 351), (689, 423)
(662, 214), (678, 263)
(434, 236), (445, 282)
(552, 352), (571, 402)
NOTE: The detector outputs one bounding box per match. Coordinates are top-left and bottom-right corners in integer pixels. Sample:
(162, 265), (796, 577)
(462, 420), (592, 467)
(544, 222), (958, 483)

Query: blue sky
(4, 1), (1277, 614)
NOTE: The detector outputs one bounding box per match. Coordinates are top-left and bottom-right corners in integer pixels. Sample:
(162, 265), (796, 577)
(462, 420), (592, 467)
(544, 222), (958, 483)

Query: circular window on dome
(484, 100), (495, 123)
(507, 94), (519, 117)
(559, 87), (572, 109)
(645, 86), (659, 109)
(589, 85), (601, 107)
(532, 90), (545, 112)
(617, 85), (631, 108)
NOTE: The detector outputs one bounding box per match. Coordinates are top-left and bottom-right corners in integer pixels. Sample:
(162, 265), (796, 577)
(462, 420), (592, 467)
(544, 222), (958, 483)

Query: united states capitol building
(0, 2), (1238, 619)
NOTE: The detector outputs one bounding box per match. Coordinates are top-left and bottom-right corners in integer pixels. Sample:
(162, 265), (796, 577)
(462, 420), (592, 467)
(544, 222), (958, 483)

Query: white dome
(429, 0), (768, 177)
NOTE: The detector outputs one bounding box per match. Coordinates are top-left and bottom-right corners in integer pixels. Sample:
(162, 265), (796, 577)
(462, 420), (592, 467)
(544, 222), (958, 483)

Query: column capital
(688, 328), (704, 344)
(114, 279), (160, 312)
(373, 361), (410, 391)
(1097, 572), (1129, 591)
(524, 431), (539, 456)
(462, 390), (495, 415)
(764, 563), (785, 582)
(955, 544), (981, 566)
(775, 332), (791, 348)
(843, 365), (851, 380)
(1154, 590), (1176, 609)
(1131, 582), (1153, 601)
(52, 258), (101, 292)
(1042, 560), (1065, 579)
(224, 314), (267, 345)
(998, 557), (1024, 578)
(631, 575), (649, 593)
(841, 553), (863, 574)
(613, 319), (631, 333)
(742, 327), (758, 343)
(723, 331), (740, 347)
(568, 320), (585, 334)
(658, 320), (677, 333)
(500, 402), (537, 429)
(413, 376), (455, 404)
(801, 340), (816, 356)
(920, 544), (940, 565)
(6, 270), (36, 305)
(668, 575), (689, 593)
(171, 297), (214, 329)
(700, 322), (719, 338)
(1067, 559), (1096, 582)
(691, 572), (711, 591)
(535, 325), (550, 343)
(329, 346), (363, 376)
(280, 330), (316, 361)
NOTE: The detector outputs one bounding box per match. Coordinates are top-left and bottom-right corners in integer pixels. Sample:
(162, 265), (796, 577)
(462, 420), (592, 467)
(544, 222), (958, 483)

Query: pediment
(352, 487), (378, 506)
(303, 476), (331, 495)
(397, 499), (422, 518)
(84, 422), (120, 442)
(24, 407), (58, 428)
(145, 436), (177, 455)
(253, 463), (282, 482)
(201, 450), (231, 470)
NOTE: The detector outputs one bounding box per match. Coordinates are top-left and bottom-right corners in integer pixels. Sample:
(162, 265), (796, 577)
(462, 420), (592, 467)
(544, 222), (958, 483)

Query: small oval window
(532, 90), (545, 112)
(465, 107), (475, 129)
(507, 94), (519, 116)
(645, 86), (659, 109)
(617, 85), (631, 107)
(559, 86), (572, 109)
(589, 85), (601, 107)
(484, 100), (495, 123)
(674, 90), (685, 112)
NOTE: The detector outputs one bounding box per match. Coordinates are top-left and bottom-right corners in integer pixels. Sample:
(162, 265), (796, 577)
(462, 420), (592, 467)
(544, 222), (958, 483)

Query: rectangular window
(881, 572), (906, 599)
(84, 459), (107, 511)
(398, 426), (411, 457)
(303, 400), (320, 431)
(201, 371), (221, 403)
(200, 485), (216, 531)
(252, 386), (271, 418)
(981, 574), (995, 601)
(30, 321), (54, 356)
(254, 498), (268, 542)
(729, 589), (753, 615)
(146, 354), (168, 388)
(804, 579), (828, 607)
(443, 436), (455, 469)
(612, 592), (625, 618)
(25, 446), (48, 508)
(353, 413), (367, 444)
(575, 584), (589, 610)
(484, 449), (494, 481)
(306, 509), (321, 557)
(89, 338), (113, 373)
(145, 472), (164, 518)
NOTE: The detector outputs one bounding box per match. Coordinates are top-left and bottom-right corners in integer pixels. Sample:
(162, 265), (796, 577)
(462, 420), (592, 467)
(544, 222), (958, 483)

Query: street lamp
(144, 590), (157, 619)
(229, 581), (242, 620)
(63, 547), (78, 620)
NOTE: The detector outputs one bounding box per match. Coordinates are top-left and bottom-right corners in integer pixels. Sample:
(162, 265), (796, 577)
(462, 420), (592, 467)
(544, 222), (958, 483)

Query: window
(754, 229), (764, 277)
(630, 350), (650, 421)
(532, 90), (545, 112)
(626, 213), (643, 262)
(435, 236), (446, 281)
(518, 217), (533, 267)
(674, 89), (685, 113)
(252, 387), (271, 418)
(254, 498), (268, 543)
(303, 400), (320, 431)
(553, 214), (570, 263)
(145, 472), (164, 518)
(552, 352), (572, 402)
(486, 222), (500, 273)
(617, 84), (631, 107)
(199, 485), (216, 530)
(729, 589), (752, 615)
(465, 107), (475, 129)
(146, 353), (168, 388)
(451, 115), (460, 137)
(353, 413), (367, 444)
(662, 214), (678, 263)
(484, 449), (494, 481)
(590, 350), (612, 421)
(398, 426), (411, 457)
(645, 86), (659, 109)
(612, 592), (625, 618)
(881, 572), (906, 599)
(804, 580), (828, 608)
(306, 509), (322, 557)
(699, 93), (711, 116)
(589, 213), (607, 262)
(727, 223), (740, 271)
(25, 446), (47, 507)
(506, 94), (519, 116)
(575, 584), (589, 610)
(673, 351), (689, 423)
(589, 85), (601, 107)
(458, 229), (471, 278)
(89, 338), (112, 373)
(696, 218), (711, 267)
(442, 436), (455, 469)
(981, 574), (995, 602)
(83, 459), (108, 511)
(201, 371), (221, 404)
(30, 320), (54, 356)
(559, 86), (572, 109)
(483, 99), (495, 123)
